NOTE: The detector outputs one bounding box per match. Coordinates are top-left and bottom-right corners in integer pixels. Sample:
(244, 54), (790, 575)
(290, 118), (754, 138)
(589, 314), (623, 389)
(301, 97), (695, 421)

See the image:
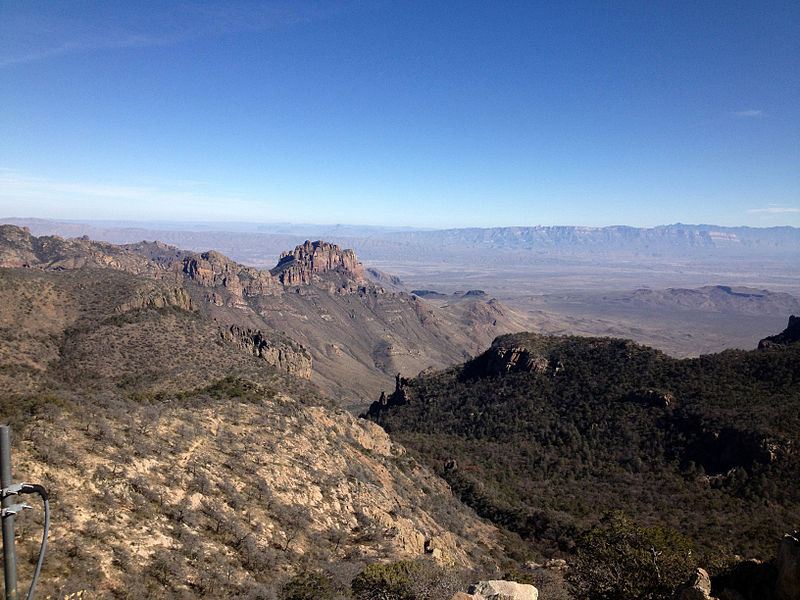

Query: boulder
(674, 568), (716, 600)
(467, 579), (538, 600)
(713, 557), (776, 600)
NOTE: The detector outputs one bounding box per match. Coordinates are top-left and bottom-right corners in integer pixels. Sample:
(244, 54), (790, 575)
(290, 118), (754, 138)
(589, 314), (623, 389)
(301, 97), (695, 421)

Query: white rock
(468, 579), (538, 600)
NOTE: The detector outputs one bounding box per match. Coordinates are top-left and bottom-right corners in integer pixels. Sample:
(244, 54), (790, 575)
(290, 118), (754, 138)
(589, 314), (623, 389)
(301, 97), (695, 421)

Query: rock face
(179, 241), (368, 300)
(114, 282), (194, 313)
(776, 532), (800, 600)
(464, 579), (538, 600)
(759, 316), (800, 348)
(272, 240), (365, 286)
(181, 250), (280, 299)
(223, 324), (312, 378)
(460, 334), (557, 379)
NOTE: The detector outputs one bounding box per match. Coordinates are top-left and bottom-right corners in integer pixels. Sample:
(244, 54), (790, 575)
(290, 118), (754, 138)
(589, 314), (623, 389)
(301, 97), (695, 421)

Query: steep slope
(365, 324), (800, 561)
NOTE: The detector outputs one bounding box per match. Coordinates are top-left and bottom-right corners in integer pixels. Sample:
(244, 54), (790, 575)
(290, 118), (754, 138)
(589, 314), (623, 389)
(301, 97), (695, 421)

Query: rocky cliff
(272, 239), (366, 287)
(759, 315), (800, 348)
(223, 324), (312, 379)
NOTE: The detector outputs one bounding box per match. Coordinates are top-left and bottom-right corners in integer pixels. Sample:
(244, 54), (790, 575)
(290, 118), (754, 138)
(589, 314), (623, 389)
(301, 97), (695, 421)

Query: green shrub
(569, 511), (695, 600)
(282, 571), (337, 600)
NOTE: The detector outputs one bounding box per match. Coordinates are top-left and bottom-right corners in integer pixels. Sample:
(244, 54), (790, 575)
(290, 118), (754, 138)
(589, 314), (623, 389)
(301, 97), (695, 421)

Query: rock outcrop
(179, 241), (369, 301)
(674, 568), (715, 600)
(272, 240), (365, 286)
(673, 532), (800, 600)
(115, 282), (194, 313)
(759, 315), (800, 348)
(181, 250), (280, 299)
(460, 579), (538, 600)
(460, 334), (555, 379)
(776, 532), (800, 600)
(223, 324), (312, 378)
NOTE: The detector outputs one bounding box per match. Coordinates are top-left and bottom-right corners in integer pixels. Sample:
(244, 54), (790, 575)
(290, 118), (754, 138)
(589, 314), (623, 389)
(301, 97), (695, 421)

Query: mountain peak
(272, 240), (365, 285)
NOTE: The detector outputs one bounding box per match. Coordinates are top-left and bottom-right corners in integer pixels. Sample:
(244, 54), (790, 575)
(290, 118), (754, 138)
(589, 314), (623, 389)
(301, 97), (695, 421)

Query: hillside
(5, 381), (509, 598)
(365, 320), (800, 563)
(0, 266), (309, 395)
(0, 260), (511, 598)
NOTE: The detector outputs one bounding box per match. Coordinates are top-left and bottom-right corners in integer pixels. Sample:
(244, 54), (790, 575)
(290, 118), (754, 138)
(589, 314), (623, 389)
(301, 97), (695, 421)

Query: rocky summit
(273, 239), (366, 286)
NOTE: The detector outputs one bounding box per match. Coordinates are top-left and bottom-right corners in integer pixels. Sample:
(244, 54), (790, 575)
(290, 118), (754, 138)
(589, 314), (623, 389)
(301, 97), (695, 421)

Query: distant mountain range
(6, 217), (799, 258)
(376, 223), (800, 253)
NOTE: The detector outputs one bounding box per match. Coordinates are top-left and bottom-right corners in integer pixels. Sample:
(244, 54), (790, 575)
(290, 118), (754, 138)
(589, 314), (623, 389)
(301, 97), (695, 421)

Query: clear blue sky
(2, 1), (798, 228)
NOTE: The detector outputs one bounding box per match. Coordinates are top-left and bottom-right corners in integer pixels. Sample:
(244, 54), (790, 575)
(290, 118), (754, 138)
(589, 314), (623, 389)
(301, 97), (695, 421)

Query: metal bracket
(1, 482), (25, 498)
(1, 502), (31, 518)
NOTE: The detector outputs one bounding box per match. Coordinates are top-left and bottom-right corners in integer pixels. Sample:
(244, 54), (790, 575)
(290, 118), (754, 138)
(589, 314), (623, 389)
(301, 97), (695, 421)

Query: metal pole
(0, 425), (17, 600)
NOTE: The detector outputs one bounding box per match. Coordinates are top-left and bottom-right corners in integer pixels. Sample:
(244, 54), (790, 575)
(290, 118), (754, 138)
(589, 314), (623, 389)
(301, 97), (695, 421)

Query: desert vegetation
(365, 330), (800, 590)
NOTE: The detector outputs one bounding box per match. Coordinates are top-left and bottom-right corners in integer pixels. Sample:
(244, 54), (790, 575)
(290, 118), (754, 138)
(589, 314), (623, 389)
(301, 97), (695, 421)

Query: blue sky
(1, 1), (798, 228)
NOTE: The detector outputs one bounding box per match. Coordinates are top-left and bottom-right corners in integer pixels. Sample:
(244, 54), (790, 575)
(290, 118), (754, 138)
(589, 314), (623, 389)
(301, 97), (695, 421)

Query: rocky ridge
(0, 225), (533, 406)
(0, 225), (167, 275)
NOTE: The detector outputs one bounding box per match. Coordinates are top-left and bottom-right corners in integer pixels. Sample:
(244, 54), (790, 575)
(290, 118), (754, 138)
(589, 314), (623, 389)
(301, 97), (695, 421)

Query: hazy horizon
(4, 215), (800, 235)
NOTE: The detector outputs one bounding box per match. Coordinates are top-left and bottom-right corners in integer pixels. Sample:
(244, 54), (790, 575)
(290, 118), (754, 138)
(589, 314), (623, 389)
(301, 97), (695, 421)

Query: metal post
(0, 425), (17, 600)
